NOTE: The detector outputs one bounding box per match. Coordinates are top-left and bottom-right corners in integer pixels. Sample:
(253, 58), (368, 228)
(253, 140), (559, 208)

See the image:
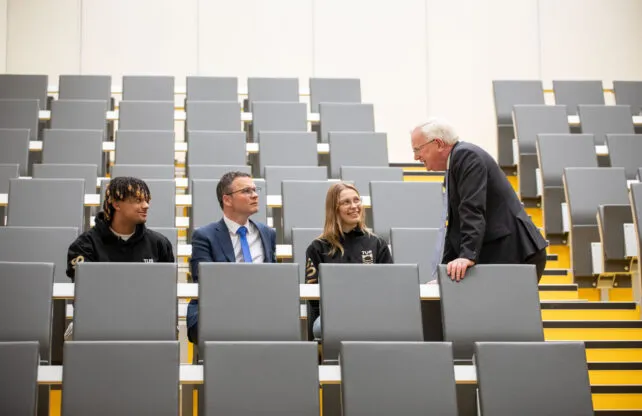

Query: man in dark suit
(187, 171), (277, 343)
(411, 118), (548, 282)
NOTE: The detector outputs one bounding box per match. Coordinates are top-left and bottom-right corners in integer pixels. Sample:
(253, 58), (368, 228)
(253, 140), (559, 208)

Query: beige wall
(2, 0), (641, 162)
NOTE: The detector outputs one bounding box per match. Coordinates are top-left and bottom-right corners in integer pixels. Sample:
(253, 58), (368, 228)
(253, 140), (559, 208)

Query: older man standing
(411, 118), (547, 282)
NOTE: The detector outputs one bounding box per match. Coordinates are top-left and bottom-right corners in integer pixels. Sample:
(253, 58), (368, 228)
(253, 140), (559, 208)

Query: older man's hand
(447, 258), (475, 281)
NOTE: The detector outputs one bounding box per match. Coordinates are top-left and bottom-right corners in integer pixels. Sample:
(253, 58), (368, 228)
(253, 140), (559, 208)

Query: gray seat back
(340, 341), (458, 415)
(553, 80), (605, 115)
(578, 105), (635, 146)
(605, 134), (642, 179)
(0, 227), (79, 283)
(613, 80), (642, 115)
(203, 341), (319, 416)
(7, 178), (84, 230)
(390, 228), (440, 284)
(258, 132), (318, 176)
(115, 130), (175, 165)
(122, 75), (175, 101)
(50, 100), (108, 131)
(265, 166), (326, 195)
(118, 100), (175, 131)
(73, 263), (177, 340)
(329, 132), (388, 178)
(282, 180), (335, 244)
(0, 99), (40, 140)
(149, 227), (178, 258)
(513, 105), (569, 154)
(191, 178), (266, 230)
(33, 164), (98, 194)
(309, 78), (361, 113)
(186, 76), (238, 101)
(563, 167), (629, 226)
(340, 166), (403, 197)
(630, 183), (642, 258)
(370, 181), (444, 242)
(474, 341), (593, 415)
(188, 164), (251, 189)
(0, 74), (48, 109)
(58, 75), (112, 103)
(62, 341), (179, 416)
(292, 228), (323, 283)
(251, 102), (307, 142)
(0, 262), (54, 359)
(319, 264), (423, 362)
(492, 80), (544, 125)
(186, 101), (241, 132)
(0, 341), (40, 416)
(247, 77), (299, 111)
(144, 179), (176, 228)
(319, 103), (375, 143)
(438, 264), (544, 360)
(198, 264), (301, 350)
(42, 129), (103, 170)
(0, 128), (30, 176)
(0, 163), (19, 193)
(187, 131), (246, 166)
(111, 164), (175, 180)
(536, 134), (598, 187)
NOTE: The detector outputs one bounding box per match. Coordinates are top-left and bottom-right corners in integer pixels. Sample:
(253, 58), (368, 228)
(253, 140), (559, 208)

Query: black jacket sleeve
(376, 236), (393, 263)
(304, 241), (323, 284)
(66, 234), (97, 282)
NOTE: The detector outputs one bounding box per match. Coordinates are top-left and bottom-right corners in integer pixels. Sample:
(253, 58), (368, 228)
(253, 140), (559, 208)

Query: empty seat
(319, 263), (423, 362)
(390, 228), (440, 283)
(50, 100), (108, 132)
(42, 129), (103, 171)
(122, 75), (174, 101)
(328, 132), (388, 178)
(281, 180), (335, 244)
(0, 99), (40, 140)
(118, 100), (174, 131)
(33, 164), (98, 194)
(265, 166), (326, 195)
(150, 227), (178, 258)
(630, 183), (642, 260)
(513, 105), (569, 200)
(0, 341), (40, 416)
(613, 80), (642, 115)
(0, 163), (19, 193)
(553, 80), (605, 115)
(309, 78), (361, 113)
(319, 103), (375, 143)
(251, 102), (307, 142)
(145, 179), (176, 228)
(0, 227), (78, 283)
(0, 129), (30, 175)
(605, 134), (642, 179)
(188, 164), (251, 189)
(340, 166), (403, 197)
(247, 77), (299, 111)
(187, 131), (246, 167)
(62, 341), (179, 415)
(370, 181), (444, 242)
(58, 75), (112, 104)
(73, 263), (177, 340)
(0, 74), (48, 109)
(438, 264), (544, 360)
(258, 132), (318, 176)
(111, 164), (175, 180)
(536, 134), (597, 239)
(578, 105), (634, 145)
(7, 178), (84, 231)
(340, 341), (458, 415)
(292, 228), (323, 283)
(115, 130), (175, 165)
(203, 341), (319, 416)
(474, 341), (593, 415)
(186, 76), (238, 102)
(186, 101), (241, 133)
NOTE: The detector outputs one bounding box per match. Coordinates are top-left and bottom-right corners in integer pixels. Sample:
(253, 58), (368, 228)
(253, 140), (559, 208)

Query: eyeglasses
(412, 139), (436, 154)
(226, 186), (261, 196)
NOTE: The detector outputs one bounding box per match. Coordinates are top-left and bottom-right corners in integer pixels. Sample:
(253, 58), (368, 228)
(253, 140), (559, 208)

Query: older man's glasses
(412, 139), (436, 154)
(226, 186), (261, 196)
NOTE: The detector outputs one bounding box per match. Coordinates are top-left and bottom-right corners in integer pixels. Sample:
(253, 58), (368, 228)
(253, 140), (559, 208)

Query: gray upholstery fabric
(553, 80), (605, 115)
(605, 134), (642, 179)
(390, 228), (440, 284)
(58, 75), (112, 103)
(328, 132), (388, 178)
(340, 166), (403, 197)
(251, 102), (307, 142)
(0, 99), (40, 140)
(630, 183), (642, 262)
(122, 76), (174, 101)
(536, 134), (597, 187)
(265, 166), (326, 195)
(115, 130), (175, 165)
(33, 164), (98, 194)
(186, 101), (242, 133)
(492, 80), (544, 125)
(258, 132), (318, 176)
(0, 129), (30, 176)
(187, 131), (246, 166)
(319, 263), (423, 362)
(474, 341), (593, 416)
(613, 80), (642, 115)
(73, 263), (177, 341)
(50, 100), (108, 131)
(203, 341), (319, 416)
(247, 77), (299, 111)
(0, 262), (54, 359)
(0, 74), (48, 109)
(111, 164), (175, 180)
(309, 78), (361, 113)
(292, 228), (323, 283)
(118, 100), (175, 131)
(578, 104), (635, 146)
(42, 129), (103, 170)
(143, 179), (176, 228)
(0, 341), (40, 416)
(0, 163), (19, 193)
(188, 164), (251, 188)
(281, 180), (335, 244)
(319, 103), (375, 143)
(340, 341), (458, 416)
(186, 76), (238, 102)
(514, 105), (569, 154)
(62, 341), (179, 416)
(438, 264), (544, 360)
(598, 204), (632, 262)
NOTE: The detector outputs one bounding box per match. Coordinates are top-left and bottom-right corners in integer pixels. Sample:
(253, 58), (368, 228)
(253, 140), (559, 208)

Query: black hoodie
(66, 212), (175, 281)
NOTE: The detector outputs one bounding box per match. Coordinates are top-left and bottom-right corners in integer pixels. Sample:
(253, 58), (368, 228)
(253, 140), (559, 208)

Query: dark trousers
(525, 248), (547, 282)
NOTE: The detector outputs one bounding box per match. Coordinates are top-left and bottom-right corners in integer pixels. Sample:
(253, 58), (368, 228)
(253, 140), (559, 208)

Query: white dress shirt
(223, 215), (265, 263)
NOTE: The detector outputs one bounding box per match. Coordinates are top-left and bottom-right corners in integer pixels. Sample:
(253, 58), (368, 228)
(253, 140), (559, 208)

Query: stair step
(541, 302), (639, 320)
(592, 385), (642, 411)
(583, 341), (642, 363)
(539, 284), (577, 291)
(544, 321), (642, 341)
(589, 363), (642, 384)
(595, 411), (642, 415)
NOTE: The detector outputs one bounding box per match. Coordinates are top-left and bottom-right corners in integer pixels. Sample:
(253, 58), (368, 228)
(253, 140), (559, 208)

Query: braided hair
(102, 176), (151, 222)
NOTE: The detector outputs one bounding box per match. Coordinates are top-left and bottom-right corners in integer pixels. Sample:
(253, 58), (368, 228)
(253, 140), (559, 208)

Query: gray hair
(415, 118), (459, 145)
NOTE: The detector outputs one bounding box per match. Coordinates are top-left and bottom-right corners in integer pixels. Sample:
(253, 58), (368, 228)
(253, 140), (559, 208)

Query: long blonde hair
(318, 182), (369, 256)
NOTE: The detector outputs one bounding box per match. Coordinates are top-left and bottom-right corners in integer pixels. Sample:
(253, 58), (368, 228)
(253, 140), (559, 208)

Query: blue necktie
(237, 226), (253, 263)
(431, 170), (449, 279)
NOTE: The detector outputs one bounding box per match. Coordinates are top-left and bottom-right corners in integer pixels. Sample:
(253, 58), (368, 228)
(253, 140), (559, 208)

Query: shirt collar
(223, 215), (251, 235)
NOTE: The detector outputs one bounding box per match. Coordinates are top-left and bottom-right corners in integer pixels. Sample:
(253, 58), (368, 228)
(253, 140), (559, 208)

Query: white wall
(2, 0), (642, 162)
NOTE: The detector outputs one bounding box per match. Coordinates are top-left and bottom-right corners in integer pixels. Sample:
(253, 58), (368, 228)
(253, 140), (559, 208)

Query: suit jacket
(187, 218), (277, 330)
(443, 141), (547, 265)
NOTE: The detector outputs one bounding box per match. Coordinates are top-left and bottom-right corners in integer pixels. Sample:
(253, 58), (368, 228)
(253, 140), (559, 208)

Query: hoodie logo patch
(362, 250), (373, 264)
(143, 259), (154, 263)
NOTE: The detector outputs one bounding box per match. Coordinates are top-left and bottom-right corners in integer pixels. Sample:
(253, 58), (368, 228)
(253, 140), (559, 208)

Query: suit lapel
(251, 220), (273, 263)
(215, 219), (236, 262)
